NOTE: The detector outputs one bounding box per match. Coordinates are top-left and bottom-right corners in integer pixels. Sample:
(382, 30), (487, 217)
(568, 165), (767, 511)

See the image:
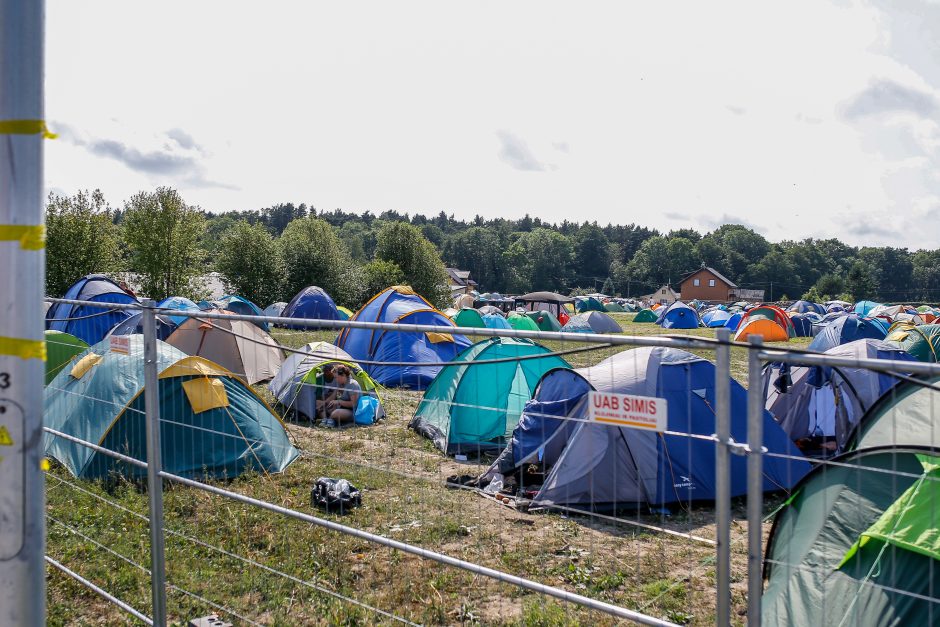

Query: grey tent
(848, 375), (940, 451)
(562, 311), (623, 334)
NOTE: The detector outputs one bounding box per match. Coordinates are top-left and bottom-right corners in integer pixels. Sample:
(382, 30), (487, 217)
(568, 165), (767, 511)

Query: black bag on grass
(311, 477), (361, 514)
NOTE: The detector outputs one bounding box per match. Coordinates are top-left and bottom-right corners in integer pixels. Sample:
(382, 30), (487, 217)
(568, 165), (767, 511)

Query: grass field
(45, 313), (812, 626)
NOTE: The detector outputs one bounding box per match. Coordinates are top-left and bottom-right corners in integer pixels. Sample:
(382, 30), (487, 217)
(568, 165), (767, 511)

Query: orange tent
(734, 317), (789, 342)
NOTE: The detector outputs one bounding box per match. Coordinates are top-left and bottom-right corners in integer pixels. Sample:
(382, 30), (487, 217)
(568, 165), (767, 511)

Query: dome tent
(507, 313), (540, 332)
(335, 286), (471, 389)
(451, 308), (486, 329)
(574, 297), (606, 313)
(526, 310), (563, 332)
(46, 274), (137, 345)
(157, 296), (201, 326)
(166, 310), (284, 385)
(410, 338), (570, 455)
(212, 295), (269, 331)
(604, 302), (626, 313)
(282, 286), (341, 328)
(43, 336), (298, 480)
(734, 318), (790, 342)
(483, 313), (512, 330)
(702, 309), (731, 328)
(268, 341), (384, 423)
(484, 347), (809, 509)
(562, 311), (623, 334)
(786, 300), (825, 315)
(262, 302), (288, 319)
(885, 323), (940, 362)
(45, 331), (88, 385)
(633, 308), (658, 323)
(107, 312), (176, 341)
(808, 315), (887, 352)
(655, 301), (700, 329)
(848, 375), (940, 452)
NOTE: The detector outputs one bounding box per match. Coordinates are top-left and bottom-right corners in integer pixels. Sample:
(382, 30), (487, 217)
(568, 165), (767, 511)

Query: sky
(45, 1), (940, 250)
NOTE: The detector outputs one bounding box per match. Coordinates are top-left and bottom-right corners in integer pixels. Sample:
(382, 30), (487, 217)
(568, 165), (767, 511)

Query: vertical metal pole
(746, 336), (764, 626)
(0, 1), (46, 625)
(714, 328), (731, 626)
(141, 301), (167, 627)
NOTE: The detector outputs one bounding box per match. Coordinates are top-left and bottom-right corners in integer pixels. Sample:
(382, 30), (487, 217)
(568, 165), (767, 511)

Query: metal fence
(40, 297), (940, 625)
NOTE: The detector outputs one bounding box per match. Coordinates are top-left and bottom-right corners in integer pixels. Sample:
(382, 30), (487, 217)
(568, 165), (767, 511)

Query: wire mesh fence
(41, 296), (940, 625)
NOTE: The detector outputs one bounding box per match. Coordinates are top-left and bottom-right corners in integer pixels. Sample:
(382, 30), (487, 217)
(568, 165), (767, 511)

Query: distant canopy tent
(268, 341), (384, 422)
(211, 294), (270, 331)
(262, 302), (288, 319)
(885, 323), (940, 362)
(563, 311), (623, 334)
(655, 301), (701, 329)
(633, 308), (658, 323)
(46, 274), (137, 345)
(808, 315), (887, 352)
(157, 296), (201, 326)
(507, 313), (540, 332)
(107, 312), (176, 342)
(762, 339), (916, 455)
(44, 331), (88, 385)
(451, 308), (486, 329)
(409, 338), (571, 455)
(787, 300), (825, 315)
(485, 347), (809, 509)
(335, 286), (472, 390)
(702, 309), (732, 328)
(762, 447), (940, 627)
(281, 286), (341, 328)
(165, 310), (284, 385)
(574, 297), (606, 313)
(526, 310), (563, 332)
(43, 336), (298, 480)
(515, 291), (575, 319)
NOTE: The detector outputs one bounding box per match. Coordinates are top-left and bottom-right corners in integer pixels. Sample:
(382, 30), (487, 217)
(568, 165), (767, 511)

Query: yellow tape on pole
(0, 224), (44, 250)
(0, 336), (46, 361)
(0, 119), (57, 139)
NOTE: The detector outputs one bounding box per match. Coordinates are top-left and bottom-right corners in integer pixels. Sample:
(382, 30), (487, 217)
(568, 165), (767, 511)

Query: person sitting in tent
(313, 364), (336, 420)
(321, 365), (361, 428)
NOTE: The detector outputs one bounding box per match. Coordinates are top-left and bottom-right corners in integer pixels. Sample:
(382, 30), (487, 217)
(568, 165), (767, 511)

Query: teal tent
(525, 310), (562, 332)
(634, 308), (657, 323)
(44, 336), (298, 480)
(452, 308), (486, 329)
(507, 313), (540, 332)
(409, 337), (570, 455)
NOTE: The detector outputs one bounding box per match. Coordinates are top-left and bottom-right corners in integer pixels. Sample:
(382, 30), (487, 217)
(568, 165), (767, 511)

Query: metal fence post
(142, 300), (167, 627)
(714, 328), (731, 626)
(746, 336), (764, 626)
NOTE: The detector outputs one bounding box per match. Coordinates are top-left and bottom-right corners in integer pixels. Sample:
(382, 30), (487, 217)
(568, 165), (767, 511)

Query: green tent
(44, 336), (298, 480)
(885, 324), (940, 362)
(634, 308), (657, 323)
(604, 302), (626, 313)
(452, 308), (486, 329)
(525, 310), (562, 332)
(575, 297), (606, 313)
(45, 330), (88, 385)
(507, 313), (540, 332)
(409, 337), (570, 455)
(763, 447), (940, 626)
(848, 376), (940, 451)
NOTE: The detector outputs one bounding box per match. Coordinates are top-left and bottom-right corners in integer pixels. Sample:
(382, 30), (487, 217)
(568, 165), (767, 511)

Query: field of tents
(43, 277), (940, 625)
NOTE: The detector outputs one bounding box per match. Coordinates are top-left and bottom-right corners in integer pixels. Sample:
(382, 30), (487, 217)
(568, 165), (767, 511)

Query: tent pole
(142, 301), (168, 626)
(746, 336), (764, 626)
(714, 328), (732, 626)
(0, 0), (47, 624)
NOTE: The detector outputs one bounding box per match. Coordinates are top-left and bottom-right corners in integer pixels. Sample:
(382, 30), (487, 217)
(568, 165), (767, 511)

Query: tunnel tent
(165, 310), (284, 385)
(762, 447), (940, 627)
(268, 341), (384, 422)
(45, 331), (89, 385)
(46, 274), (137, 345)
(526, 310), (563, 332)
(43, 336), (298, 480)
(410, 337), (571, 455)
(484, 347), (809, 510)
(281, 286), (341, 328)
(335, 286), (472, 389)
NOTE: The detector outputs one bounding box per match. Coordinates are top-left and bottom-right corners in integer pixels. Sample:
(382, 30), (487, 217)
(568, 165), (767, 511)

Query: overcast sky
(46, 1), (940, 249)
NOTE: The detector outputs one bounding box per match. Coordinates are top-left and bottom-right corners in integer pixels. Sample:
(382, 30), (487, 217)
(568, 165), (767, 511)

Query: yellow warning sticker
(0, 424), (13, 446)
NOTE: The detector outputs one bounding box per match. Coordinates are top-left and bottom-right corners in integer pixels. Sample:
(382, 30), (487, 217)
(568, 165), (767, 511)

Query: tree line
(46, 187), (940, 309)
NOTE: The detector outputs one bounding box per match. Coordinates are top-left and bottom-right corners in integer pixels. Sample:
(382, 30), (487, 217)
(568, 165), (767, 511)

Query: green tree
(846, 261), (877, 301)
(573, 223), (612, 288)
(504, 228), (575, 293)
(279, 216), (357, 305)
(912, 250), (940, 301)
(359, 259), (405, 305)
(44, 189), (121, 297)
(374, 222), (450, 307)
(444, 227), (503, 292)
(216, 221), (285, 306)
(123, 187), (206, 300)
(810, 273), (845, 301)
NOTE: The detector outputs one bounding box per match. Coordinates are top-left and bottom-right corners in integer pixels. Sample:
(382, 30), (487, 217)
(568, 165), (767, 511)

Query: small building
(643, 285), (680, 306)
(446, 268), (478, 296)
(679, 267), (738, 302)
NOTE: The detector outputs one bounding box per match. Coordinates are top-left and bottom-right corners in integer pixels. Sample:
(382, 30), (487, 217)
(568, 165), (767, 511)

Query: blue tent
(808, 315), (887, 352)
(213, 295), (268, 331)
(335, 286), (471, 389)
(157, 296), (200, 326)
(854, 300), (882, 317)
(574, 297), (606, 313)
(656, 301), (701, 329)
(485, 347), (810, 508)
(46, 275), (137, 345)
(724, 312), (743, 330)
(787, 300), (825, 315)
(44, 336), (298, 480)
(788, 313), (814, 338)
(702, 310), (732, 328)
(483, 313), (512, 330)
(282, 286), (341, 328)
(108, 313), (176, 341)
